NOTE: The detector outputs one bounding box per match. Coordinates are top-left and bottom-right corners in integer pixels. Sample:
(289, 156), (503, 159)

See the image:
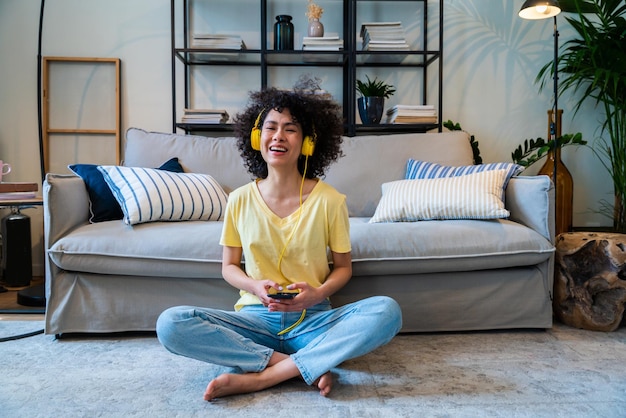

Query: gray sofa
(43, 128), (555, 335)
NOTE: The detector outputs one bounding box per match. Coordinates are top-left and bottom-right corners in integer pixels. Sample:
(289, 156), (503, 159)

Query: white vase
(308, 18), (324, 37)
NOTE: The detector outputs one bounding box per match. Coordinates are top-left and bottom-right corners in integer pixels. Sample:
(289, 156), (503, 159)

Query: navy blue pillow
(69, 157), (184, 223)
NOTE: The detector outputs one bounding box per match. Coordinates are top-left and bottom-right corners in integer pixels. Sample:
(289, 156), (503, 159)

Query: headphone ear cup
(301, 135), (315, 156)
(251, 127), (261, 151)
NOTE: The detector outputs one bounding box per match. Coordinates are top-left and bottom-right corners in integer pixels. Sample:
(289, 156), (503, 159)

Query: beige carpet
(1, 319), (625, 417)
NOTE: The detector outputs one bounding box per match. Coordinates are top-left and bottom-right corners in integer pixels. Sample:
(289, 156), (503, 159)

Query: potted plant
(537, 0), (626, 232)
(356, 75), (395, 124)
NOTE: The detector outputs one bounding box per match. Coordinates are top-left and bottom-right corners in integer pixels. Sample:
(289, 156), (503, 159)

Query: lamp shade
(519, 0), (561, 19)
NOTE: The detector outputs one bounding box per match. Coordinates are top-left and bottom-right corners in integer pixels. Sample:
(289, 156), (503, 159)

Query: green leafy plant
(536, 0), (626, 231)
(356, 75), (396, 98)
(443, 120), (482, 164)
(511, 133), (587, 167)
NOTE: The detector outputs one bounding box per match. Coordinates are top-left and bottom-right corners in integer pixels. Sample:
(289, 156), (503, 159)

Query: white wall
(0, 0), (613, 276)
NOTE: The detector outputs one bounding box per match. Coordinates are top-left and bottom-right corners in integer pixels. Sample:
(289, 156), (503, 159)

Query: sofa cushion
(349, 217), (554, 276)
(98, 165), (228, 225)
(48, 220), (226, 278)
(324, 131), (474, 218)
(124, 128), (253, 194)
(48, 216), (554, 280)
(123, 129), (476, 219)
(69, 158), (184, 223)
(369, 170), (510, 223)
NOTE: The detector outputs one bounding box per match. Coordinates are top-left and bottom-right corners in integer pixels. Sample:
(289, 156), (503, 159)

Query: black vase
(358, 97), (385, 125)
(274, 15), (294, 50)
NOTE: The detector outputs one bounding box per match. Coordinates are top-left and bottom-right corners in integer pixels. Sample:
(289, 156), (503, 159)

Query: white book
(364, 44), (410, 50)
(303, 45), (343, 51)
(193, 34), (242, 41)
(366, 39), (408, 44)
(302, 34), (340, 42)
(303, 40), (344, 46)
(394, 104), (435, 109)
(361, 21), (402, 27)
(360, 22), (403, 38)
(184, 108), (228, 115)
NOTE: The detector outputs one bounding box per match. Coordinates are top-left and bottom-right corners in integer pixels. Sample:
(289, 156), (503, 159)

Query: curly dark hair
(233, 87), (344, 179)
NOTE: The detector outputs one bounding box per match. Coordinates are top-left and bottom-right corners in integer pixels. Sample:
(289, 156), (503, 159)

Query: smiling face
(260, 108), (304, 169)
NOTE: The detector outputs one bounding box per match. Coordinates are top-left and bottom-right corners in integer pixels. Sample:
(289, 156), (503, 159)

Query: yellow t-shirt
(220, 179), (351, 310)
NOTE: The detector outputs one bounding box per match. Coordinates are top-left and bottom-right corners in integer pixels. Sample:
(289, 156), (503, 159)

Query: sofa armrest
(43, 173), (91, 248)
(505, 175), (555, 242)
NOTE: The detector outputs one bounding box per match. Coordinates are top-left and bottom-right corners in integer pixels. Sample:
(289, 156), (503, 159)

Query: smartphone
(267, 292), (297, 299)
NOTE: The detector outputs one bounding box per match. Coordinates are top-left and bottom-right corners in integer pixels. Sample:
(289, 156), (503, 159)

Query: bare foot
(314, 371), (333, 397)
(203, 357), (301, 401)
(204, 373), (262, 401)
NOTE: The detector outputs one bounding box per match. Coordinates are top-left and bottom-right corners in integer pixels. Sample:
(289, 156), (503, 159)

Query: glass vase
(538, 109), (573, 236)
(274, 15), (294, 50)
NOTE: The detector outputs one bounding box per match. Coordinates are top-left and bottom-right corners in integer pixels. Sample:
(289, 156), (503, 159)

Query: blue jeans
(156, 296), (402, 385)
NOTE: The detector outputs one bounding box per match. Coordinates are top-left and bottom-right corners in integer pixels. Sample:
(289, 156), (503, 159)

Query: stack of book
(0, 182), (38, 200)
(360, 22), (409, 51)
(181, 109), (230, 124)
(302, 34), (344, 51)
(386, 105), (437, 124)
(191, 34), (245, 50)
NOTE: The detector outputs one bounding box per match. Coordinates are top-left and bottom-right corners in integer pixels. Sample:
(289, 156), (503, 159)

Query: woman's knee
(365, 296), (403, 332)
(155, 306), (191, 351)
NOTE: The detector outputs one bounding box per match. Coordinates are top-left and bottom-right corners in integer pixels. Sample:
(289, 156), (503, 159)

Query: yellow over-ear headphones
(250, 110), (315, 157)
(250, 111), (263, 151)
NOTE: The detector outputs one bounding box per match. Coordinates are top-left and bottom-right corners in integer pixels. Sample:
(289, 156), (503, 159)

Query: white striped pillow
(369, 169), (510, 223)
(405, 159), (523, 200)
(98, 165), (228, 225)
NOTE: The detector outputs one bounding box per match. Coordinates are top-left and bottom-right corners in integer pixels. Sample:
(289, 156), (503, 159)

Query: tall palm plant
(538, 0), (626, 231)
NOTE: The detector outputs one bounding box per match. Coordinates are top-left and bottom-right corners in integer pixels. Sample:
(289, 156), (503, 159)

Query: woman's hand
(266, 282), (323, 312)
(254, 280), (286, 306)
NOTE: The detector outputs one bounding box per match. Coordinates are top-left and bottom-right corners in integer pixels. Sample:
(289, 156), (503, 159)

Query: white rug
(1, 321), (625, 417)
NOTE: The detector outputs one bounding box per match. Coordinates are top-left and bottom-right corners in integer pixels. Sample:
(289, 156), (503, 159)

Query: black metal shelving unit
(171, 0), (442, 137)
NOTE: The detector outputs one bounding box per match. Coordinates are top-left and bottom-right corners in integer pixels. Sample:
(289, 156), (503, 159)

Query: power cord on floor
(0, 329), (44, 342)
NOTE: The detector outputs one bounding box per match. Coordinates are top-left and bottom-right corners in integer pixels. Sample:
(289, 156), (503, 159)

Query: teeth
(270, 146), (287, 152)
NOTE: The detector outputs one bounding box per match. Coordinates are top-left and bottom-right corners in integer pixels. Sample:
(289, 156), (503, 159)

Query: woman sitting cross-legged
(156, 87), (402, 401)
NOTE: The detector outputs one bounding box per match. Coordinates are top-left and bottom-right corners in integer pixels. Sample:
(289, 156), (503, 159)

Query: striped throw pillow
(405, 159), (523, 200)
(369, 169), (510, 223)
(98, 165), (228, 225)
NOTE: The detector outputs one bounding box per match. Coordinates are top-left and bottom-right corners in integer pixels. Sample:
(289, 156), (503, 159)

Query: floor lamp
(519, 1), (567, 234)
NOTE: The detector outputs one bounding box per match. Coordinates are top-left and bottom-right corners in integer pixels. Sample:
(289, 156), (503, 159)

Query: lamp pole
(518, 0), (563, 234)
(551, 15), (559, 208)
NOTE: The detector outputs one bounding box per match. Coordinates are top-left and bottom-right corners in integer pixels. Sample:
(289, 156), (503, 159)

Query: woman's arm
(315, 251), (352, 300)
(222, 245), (280, 302)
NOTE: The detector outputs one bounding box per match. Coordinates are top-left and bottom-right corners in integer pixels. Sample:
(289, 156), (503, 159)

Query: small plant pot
(358, 97), (385, 125)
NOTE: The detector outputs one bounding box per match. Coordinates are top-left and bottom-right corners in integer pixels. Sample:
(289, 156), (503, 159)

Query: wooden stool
(554, 232), (626, 331)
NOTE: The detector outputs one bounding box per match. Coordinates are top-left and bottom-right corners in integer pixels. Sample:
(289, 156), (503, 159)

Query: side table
(553, 231), (626, 331)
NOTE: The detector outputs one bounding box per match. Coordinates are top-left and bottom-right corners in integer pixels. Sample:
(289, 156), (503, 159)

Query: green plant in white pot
(356, 75), (395, 125)
(537, 0), (626, 232)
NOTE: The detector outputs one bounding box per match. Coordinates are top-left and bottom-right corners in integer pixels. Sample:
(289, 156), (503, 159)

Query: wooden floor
(0, 276), (45, 313)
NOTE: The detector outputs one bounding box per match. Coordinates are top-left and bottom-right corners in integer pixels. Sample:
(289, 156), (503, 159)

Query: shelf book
(0, 182), (38, 201)
(386, 105), (437, 124)
(181, 109), (230, 124)
(360, 22), (409, 51)
(191, 34), (245, 50)
(302, 35), (344, 51)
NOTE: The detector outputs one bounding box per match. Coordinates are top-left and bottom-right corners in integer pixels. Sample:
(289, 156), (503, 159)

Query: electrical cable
(0, 329), (44, 343)
(275, 154), (310, 336)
